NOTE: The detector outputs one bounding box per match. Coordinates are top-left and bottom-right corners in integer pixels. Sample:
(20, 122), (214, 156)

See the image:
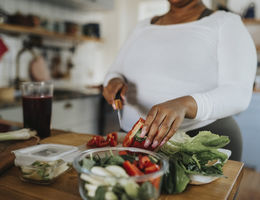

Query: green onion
(0, 129), (37, 141)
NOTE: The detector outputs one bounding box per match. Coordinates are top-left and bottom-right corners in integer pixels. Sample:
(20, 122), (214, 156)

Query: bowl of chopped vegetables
(73, 147), (169, 200)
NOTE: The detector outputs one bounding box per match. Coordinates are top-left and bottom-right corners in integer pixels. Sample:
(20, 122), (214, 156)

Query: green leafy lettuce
(160, 131), (230, 194)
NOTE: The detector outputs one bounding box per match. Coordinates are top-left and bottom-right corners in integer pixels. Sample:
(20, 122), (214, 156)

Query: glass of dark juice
(21, 82), (53, 139)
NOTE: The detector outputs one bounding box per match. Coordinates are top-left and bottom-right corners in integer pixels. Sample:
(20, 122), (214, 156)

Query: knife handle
(115, 90), (123, 110)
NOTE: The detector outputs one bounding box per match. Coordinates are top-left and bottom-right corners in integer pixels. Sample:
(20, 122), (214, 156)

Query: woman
(103, 0), (257, 161)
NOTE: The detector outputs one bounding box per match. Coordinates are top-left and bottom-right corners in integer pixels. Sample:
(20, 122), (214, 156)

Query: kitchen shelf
(0, 23), (101, 42)
(243, 19), (260, 25)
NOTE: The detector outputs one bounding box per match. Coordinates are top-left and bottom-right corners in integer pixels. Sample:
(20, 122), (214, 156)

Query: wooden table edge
(227, 162), (244, 200)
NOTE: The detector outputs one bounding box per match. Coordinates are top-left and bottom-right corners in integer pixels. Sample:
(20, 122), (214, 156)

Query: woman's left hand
(140, 96), (197, 148)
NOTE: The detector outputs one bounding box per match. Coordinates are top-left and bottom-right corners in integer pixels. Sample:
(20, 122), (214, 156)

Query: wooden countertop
(0, 129), (244, 200)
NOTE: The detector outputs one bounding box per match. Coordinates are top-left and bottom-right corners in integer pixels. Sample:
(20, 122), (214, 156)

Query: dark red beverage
(22, 96), (52, 139)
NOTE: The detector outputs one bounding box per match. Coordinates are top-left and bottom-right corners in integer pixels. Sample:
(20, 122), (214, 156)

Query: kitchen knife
(115, 91), (123, 127)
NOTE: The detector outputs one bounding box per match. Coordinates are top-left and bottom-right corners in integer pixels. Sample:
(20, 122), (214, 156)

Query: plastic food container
(73, 147), (169, 200)
(13, 144), (78, 184)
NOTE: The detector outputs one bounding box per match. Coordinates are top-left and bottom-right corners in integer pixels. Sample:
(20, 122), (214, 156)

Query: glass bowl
(73, 147), (169, 200)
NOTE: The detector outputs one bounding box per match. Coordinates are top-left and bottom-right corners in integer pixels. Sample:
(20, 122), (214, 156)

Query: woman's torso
(119, 11), (239, 131)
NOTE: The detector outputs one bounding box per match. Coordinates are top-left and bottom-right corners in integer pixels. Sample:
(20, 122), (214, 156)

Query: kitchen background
(0, 0), (260, 172)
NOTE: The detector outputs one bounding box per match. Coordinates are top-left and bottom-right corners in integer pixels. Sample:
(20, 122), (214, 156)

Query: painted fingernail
(144, 139), (151, 148)
(160, 139), (167, 147)
(112, 103), (116, 110)
(140, 127), (147, 138)
(152, 140), (159, 148)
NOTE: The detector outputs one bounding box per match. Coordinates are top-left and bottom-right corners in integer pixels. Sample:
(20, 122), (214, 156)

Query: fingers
(159, 116), (184, 147)
(143, 111), (167, 148)
(102, 79), (125, 106)
(152, 116), (175, 148)
(120, 85), (128, 103)
(141, 106), (158, 138)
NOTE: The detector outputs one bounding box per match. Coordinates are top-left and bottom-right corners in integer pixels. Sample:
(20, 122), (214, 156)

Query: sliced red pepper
(119, 151), (128, 156)
(87, 136), (103, 147)
(97, 139), (110, 147)
(123, 118), (145, 147)
(133, 160), (138, 167)
(150, 177), (161, 189)
(139, 156), (151, 170)
(132, 140), (145, 148)
(123, 160), (144, 176)
(109, 139), (117, 147)
(106, 132), (118, 147)
(144, 163), (160, 174)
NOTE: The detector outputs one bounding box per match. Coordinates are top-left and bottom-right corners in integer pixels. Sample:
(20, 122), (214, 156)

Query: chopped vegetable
(0, 129), (37, 141)
(123, 161), (143, 176)
(144, 163), (160, 174)
(138, 182), (157, 200)
(105, 165), (129, 178)
(105, 191), (118, 200)
(20, 160), (69, 182)
(79, 150), (162, 200)
(119, 179), (139, 199)
(139, 156), (152, 170)
(87, 132), (118, 148)
(91, 166), (113, 176)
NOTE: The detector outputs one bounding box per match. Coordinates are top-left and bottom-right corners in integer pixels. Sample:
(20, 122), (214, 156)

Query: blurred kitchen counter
(0, 85), (101, 109)
(0, 85), (103, 134)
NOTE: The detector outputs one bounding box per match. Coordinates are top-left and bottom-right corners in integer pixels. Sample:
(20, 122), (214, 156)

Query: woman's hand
(140, 96), (197, 148)
(102, 78), (127, 109)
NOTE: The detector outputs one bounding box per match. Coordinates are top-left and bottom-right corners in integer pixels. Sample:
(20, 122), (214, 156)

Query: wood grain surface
(0, 131), (244, 200)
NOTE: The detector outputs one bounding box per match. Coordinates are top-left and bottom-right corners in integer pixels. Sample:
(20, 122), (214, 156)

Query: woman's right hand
(102, 78), (127, 109)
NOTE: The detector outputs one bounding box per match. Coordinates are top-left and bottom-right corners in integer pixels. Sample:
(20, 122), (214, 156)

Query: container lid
(13, 144), (79, 166)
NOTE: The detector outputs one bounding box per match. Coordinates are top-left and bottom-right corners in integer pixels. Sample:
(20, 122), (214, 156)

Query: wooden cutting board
(40, 133), (93, 146)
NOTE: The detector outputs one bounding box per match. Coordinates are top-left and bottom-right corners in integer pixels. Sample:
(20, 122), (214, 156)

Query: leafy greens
(160, 131), (230, 194)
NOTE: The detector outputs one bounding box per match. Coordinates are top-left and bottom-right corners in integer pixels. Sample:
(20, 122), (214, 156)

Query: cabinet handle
(64, 102), (72, 109)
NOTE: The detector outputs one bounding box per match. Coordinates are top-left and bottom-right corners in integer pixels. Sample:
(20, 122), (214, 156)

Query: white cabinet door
(0, 106), (23, 122)
(52, 97), (100, 134)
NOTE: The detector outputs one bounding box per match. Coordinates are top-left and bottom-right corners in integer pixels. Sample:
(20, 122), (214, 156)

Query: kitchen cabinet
(0, 97), (101, 134)
(234, 92), (260, 171)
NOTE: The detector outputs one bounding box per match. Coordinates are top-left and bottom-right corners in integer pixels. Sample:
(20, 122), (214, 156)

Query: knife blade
(115, 91), (123, 127)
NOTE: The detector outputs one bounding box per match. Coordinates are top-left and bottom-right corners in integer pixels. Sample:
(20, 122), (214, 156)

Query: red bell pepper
(87, 132), (118, 148)
(106, 132), (118, 146)
(119, 151), (128, 156)
(151, 177), (161, 189)
(123, 160), (144, 176)
(139, 156), (152, 170)
(87, 136), (103, 147)
(123, 118), (145, 147)
(144, 163), (160, 174)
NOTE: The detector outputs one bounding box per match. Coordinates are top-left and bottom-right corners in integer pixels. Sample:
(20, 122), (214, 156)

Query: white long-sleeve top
(104, 11), (257, 132)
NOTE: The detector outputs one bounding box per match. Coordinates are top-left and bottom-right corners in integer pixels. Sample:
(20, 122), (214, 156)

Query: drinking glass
(21, 82), (53, 139)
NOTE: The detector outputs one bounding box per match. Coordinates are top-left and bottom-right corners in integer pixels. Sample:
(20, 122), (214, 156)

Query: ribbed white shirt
(104, 11), (257, 132)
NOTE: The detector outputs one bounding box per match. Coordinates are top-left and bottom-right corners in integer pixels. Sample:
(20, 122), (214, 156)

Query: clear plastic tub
(73, 147), (169, 200)
(13, 144), (78, 184)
